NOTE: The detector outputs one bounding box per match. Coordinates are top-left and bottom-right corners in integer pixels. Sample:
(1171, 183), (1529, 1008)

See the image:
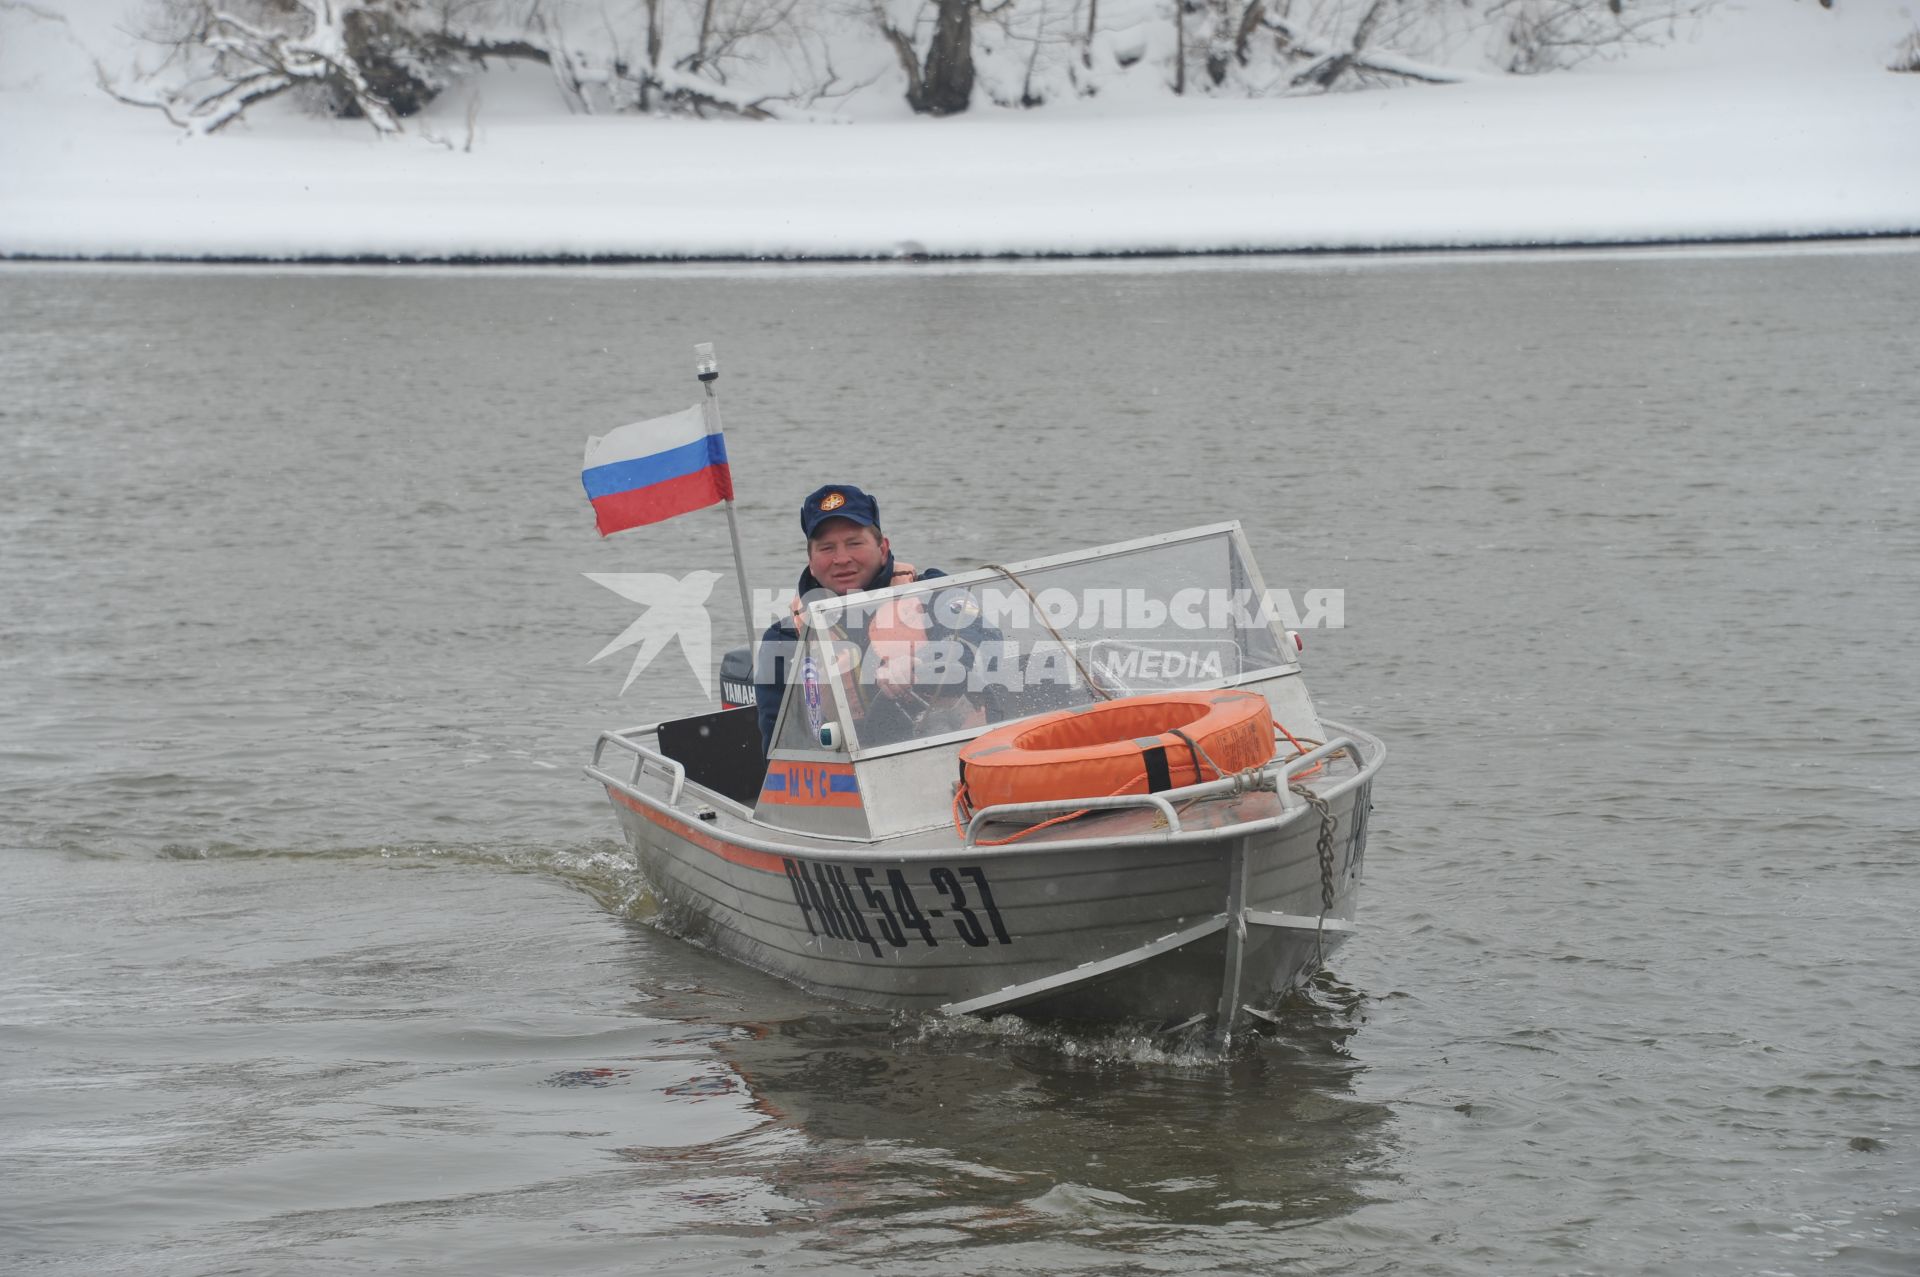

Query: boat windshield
(798, 523), (1291, 757)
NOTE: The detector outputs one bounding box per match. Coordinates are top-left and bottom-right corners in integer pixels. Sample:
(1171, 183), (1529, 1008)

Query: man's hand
(870, 589), (927, 700)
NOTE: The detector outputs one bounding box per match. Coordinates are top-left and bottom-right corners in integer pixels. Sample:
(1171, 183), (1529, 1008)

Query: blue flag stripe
(582, 434), (729, 501)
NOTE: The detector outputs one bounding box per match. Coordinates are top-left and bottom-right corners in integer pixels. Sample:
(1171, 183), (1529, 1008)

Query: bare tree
(90, 0), (1745, 130)
(541, 0), (852, 118)
(1172, 0), (1713, 96)
(874, 0), (1009, 114)
(1288, 0), (1398, 87)
(110, 0), (853, 132)
(1894, 25), (1920, 73)
(124, 0), (423, 133)
(1488, 0), (1711, 74)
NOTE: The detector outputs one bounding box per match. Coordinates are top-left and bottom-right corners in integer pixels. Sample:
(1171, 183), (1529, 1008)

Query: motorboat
(585, 521), (1383, 1044)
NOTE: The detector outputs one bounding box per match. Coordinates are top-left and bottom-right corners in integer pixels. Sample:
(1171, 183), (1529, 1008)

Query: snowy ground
(2, 1), (1917, 261)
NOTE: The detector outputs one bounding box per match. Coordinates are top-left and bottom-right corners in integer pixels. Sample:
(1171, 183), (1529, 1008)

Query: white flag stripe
(583, 404), (709, 471)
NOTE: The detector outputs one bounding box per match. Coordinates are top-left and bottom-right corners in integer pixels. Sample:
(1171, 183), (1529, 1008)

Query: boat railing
(592, 729), (687, 805)
(961, 735), (1367, 847)
(588, 720), (1376, 853)
(963, 792), (1187, 842)
(1269, 737), (1367, 812)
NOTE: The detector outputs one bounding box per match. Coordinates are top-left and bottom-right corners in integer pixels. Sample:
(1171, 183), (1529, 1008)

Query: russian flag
(582, 405), (733, 537)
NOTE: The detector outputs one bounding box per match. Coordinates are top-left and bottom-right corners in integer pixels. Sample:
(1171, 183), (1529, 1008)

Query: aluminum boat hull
(595, 723), (1381, 1028)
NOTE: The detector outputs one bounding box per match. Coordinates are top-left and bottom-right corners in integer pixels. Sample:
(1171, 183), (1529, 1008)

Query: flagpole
(695, 342), (757, 664)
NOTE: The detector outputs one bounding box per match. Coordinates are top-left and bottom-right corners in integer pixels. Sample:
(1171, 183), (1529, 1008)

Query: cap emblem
(819, 492), (846, 512)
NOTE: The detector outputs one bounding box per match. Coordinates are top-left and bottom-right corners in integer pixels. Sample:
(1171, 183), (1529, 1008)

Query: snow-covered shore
(3, 1), (1917, 262)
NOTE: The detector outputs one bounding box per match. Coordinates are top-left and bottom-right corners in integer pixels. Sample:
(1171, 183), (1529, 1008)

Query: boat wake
(118, 836), (662, 916)
(901, 969), (1371, 1069)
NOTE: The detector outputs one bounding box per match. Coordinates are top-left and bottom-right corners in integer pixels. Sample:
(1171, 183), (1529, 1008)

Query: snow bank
(2, 0), (1916, 261)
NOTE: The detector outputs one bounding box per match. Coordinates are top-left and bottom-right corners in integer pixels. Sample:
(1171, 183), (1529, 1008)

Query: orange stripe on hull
(608, 787), (787, 874)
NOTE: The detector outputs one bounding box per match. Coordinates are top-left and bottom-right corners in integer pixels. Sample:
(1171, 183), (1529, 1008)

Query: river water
(3, 245), (1917, 1274)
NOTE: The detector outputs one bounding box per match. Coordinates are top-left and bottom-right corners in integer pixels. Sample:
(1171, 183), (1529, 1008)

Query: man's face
(807, 519), (890, 595)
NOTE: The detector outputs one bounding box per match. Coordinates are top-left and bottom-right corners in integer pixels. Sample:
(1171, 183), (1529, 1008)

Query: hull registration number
(782, 860), (1013, 955)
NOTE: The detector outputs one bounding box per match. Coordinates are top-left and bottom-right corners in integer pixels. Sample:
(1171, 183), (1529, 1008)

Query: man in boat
(754, 484), (985, 754)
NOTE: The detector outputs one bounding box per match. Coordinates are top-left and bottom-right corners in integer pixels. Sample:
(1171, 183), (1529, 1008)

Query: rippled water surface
(3, 247), (1918, 1274)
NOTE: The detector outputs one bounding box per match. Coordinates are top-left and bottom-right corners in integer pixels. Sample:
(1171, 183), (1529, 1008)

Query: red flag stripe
(591, 464), (733, 536)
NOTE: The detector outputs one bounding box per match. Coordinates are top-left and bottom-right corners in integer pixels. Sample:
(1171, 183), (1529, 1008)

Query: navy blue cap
(800, 484), (881, 539)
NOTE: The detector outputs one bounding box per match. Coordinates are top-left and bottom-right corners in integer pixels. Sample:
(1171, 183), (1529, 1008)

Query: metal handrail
(591, 730), (687, 806)
(1270, 736), (1364, 813)
(586, 722), (1380, 861)
(964, 792), (1184, 845)
(585, 714), (1377, 856)
(961, 734), (1365, 844)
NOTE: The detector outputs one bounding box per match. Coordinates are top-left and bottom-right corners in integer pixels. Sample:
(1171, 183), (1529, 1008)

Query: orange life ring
(958, 690), (1276, 810)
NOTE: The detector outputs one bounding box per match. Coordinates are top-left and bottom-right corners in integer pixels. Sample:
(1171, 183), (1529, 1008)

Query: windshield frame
(794, 521), (1301, 763)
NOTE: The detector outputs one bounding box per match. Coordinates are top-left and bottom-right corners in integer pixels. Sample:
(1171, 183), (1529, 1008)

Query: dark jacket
(755, 555), (947, 753)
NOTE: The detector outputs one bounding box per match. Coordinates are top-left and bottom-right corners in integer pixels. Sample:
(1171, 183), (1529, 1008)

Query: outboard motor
(719, 646), (755, 709)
